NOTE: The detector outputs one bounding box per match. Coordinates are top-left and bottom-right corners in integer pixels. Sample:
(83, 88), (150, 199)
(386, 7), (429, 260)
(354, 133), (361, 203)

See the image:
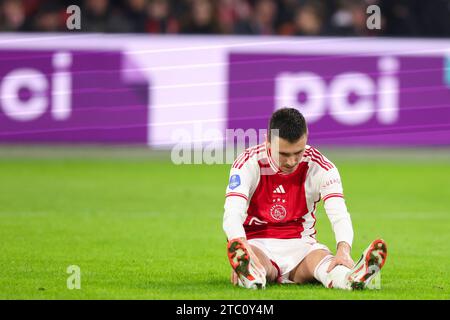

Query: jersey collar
(265, 142), (281, 174)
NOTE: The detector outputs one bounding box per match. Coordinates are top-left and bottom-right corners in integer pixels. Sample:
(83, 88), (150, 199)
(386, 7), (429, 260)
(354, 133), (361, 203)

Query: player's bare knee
(308, 249), (332, 266)
(289, 249), (331, 284)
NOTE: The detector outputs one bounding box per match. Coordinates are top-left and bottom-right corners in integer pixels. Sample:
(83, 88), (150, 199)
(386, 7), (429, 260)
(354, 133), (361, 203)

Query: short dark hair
(268, 108), (308, 143)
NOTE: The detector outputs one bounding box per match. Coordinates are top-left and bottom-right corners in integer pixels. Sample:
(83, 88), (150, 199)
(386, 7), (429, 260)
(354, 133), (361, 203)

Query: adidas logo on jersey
(273, 185), (286, 194)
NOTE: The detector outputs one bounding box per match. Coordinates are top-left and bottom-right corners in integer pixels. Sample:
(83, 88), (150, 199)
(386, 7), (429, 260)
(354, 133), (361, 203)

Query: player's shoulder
(231, 143), (267, 170)
(303, 145), (337, 172)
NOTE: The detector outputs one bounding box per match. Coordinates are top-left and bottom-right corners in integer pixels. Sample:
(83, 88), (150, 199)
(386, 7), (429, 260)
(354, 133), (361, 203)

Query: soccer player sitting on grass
(223, 108), (387, 290)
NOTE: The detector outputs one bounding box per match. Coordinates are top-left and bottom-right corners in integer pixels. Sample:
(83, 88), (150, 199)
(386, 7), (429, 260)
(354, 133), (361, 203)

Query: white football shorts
(248, 236), (331, 283)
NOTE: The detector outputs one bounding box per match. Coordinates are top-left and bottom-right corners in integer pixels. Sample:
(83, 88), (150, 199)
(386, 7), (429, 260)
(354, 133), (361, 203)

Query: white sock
(314, 255), (351, 290)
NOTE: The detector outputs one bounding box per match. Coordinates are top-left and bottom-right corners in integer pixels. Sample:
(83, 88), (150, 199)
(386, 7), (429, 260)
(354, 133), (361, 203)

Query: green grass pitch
(0, 149), (449, 299)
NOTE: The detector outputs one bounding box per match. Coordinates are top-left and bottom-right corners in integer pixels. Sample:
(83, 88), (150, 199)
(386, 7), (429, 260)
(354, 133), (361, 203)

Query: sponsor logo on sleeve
(228, 174), (241, 190)
(321, 178), (341, 188)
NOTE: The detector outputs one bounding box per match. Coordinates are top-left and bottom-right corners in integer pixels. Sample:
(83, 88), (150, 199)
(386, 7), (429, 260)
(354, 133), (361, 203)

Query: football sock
(313, 254), (351, 289)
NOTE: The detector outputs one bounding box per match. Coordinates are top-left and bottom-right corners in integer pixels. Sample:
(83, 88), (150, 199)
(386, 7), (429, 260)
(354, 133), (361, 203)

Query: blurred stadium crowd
(0, 0), (449, 37)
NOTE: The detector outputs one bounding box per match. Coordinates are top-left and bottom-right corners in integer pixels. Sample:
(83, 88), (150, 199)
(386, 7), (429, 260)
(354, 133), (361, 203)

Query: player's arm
(223, 159), (257, 240)
(223, 159), (266, 280)
(320, 166), (355, 271)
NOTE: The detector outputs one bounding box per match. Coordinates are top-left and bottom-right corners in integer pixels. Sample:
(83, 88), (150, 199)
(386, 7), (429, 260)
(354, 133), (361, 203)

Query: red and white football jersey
(223, 143), (353, 246)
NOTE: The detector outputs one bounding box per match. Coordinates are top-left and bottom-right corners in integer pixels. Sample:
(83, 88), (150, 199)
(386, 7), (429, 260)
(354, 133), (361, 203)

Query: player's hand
(327, 242), (354, 272)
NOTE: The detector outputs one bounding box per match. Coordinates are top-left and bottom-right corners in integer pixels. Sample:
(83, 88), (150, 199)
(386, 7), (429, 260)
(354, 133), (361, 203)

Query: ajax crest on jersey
(270, 204), (287, 221)
(229, 174), (241, 190)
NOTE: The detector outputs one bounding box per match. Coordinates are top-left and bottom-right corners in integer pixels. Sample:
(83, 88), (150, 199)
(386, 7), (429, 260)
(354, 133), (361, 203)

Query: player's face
(269, 135), (307, 174)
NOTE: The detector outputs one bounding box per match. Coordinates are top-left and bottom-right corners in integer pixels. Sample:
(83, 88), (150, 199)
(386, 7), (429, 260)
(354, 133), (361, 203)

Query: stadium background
(0, 0), (449, 299)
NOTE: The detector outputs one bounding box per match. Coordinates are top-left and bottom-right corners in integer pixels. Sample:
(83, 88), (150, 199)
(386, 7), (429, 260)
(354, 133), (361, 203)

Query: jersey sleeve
(320, 167), (354, 247)
(320, 167), (344, 201)
(223, 159), (258, 240)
